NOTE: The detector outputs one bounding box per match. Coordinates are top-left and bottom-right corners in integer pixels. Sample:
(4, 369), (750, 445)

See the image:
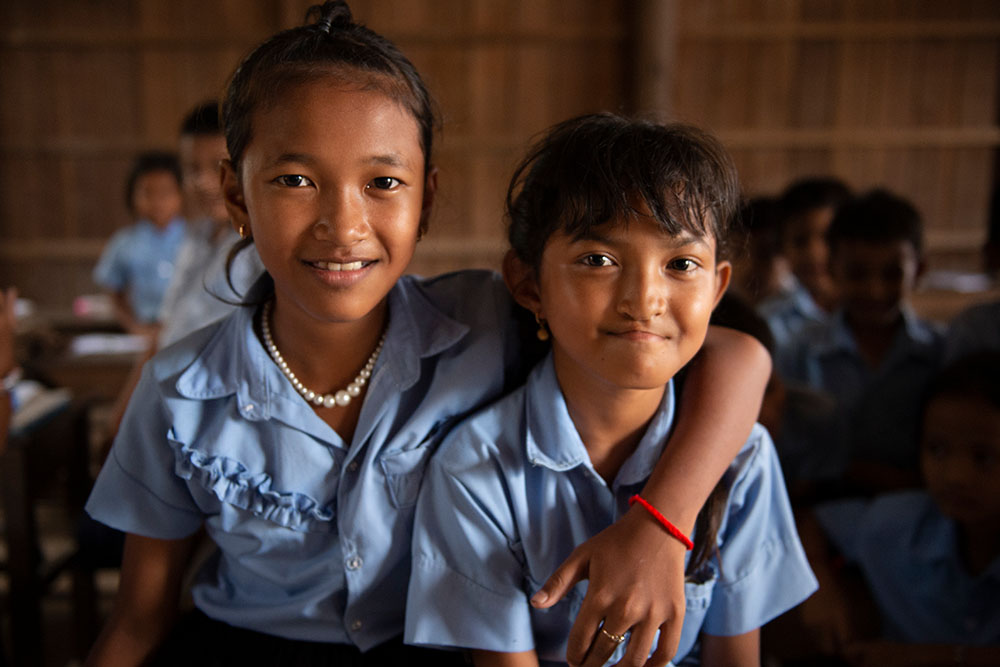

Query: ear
(418, 166), (438, 237)
(220, 159), (249, 236)
(502, 250), (543, 316)
(712, 260), (732, 309)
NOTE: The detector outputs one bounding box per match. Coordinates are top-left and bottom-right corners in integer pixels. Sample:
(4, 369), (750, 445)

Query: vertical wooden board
(467, 0), (516, 32)
(956, 41), (999, 126)
(407, 43), (473, 136)
(800, 0), (841, 21)
(0, 50), (58, 144)
(424, 149), (472, 239)
(952, 148), (993, 238)
(467, 44), (520, 136)
(0, 155), (68, 241)
(914, 41), (958, 126)
(548, 42), (628, 122)
(867, 42), (893, 128)
(513, 45), (555, 136)
(471, 151), (515, 238)
(748, 41), (793, 129)
(54, 50), (141, 140)
(72, 154), (133, 240)
(788, 148), (839, 186)
(790, 41), (837, 128)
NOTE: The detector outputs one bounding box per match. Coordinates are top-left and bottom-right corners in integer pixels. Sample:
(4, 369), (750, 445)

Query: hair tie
(316, 17), (333, 32)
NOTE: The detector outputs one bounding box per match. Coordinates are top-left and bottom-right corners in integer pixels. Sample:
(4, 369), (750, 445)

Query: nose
(617, 264), (667, 321)
(313, 187), (368, 245)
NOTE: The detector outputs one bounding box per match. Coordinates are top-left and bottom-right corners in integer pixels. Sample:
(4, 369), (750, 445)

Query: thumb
(531, 548), (588, 609)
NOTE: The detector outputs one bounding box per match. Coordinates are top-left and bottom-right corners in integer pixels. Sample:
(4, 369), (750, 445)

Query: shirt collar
(818, 305), (939, 361)
(523, 354), (676, 489)
(174, 274), (471, 425)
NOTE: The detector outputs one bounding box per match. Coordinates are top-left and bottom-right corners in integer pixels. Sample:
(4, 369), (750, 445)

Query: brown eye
(581, 254), (613, 267)
(275, 174), (311, 187)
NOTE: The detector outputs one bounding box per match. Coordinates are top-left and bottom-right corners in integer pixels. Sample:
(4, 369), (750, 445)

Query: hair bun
(306, 1), (353, 32)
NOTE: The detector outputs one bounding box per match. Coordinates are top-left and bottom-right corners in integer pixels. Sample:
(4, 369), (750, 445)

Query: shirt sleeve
(701, 427), (819, 636)
(85, 363), (204, 538)
(405, 430), (536, 653)
(92, 229), (130, 291)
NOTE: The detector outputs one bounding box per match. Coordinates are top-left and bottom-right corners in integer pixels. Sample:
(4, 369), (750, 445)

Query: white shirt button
(346, 556), (363, 571)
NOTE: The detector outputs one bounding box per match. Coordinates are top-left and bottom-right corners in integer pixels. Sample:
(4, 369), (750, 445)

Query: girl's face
(526, 211), (730, 396)
(223, 78), (433, 329)
(921, 395), (1000, 527)
(133, 170), (182, 228)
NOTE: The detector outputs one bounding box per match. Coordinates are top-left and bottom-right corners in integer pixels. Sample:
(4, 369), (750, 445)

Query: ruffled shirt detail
(170, 437), (335, 532)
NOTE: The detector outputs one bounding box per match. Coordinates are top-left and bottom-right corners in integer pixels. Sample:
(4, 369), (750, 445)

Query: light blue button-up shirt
(782, 306), (943, 476)
(407, 355), (817, 665)
(86, 270), (520, 649)
(93, 217), (187, 323)
(758, 278), (830, 378)
(816, 492), (1000, 644)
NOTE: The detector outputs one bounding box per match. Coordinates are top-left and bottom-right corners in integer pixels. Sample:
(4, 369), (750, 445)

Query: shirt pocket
(379, 439), (436, 509)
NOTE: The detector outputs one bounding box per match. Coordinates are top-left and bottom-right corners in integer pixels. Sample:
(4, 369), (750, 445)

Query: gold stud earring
(238, 223), (250, 239)
(535, 313), (550, 341)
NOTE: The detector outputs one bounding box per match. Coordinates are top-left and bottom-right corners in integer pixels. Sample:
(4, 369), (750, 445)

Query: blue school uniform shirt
(758, 278), (829, 378)
(93, 217), (186, 323)
(85, 270), (520, 650)
(815, 491), (1000, 645)
(944, 299), (1000, 362)
(406, 354), (817, 666)
(782, 306), (943, 477)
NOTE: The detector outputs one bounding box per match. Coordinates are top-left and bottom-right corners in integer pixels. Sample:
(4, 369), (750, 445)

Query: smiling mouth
(307, 260), (372, 271)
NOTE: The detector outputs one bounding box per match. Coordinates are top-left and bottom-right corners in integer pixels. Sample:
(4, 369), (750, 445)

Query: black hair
(826, 188), (924, 256)
(506, 113), (741, 272)
(922, 351), (1000, 416)
(180, 100), (222, 136)
(710, 291), (776, 357)
(779, 177), (851, 223)
(221, 0), (436, 176)
(124, 151), (181, 214)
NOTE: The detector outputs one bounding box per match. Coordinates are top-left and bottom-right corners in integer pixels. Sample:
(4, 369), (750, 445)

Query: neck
(552, 351), (665, 485)
(266, 295), (387, 397)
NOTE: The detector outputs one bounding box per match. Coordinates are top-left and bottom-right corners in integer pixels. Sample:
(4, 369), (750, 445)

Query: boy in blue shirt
(782, 189), (943, 495)
(407, 114), (816, 666)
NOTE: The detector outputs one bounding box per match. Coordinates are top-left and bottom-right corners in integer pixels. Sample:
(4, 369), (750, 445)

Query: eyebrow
(266, 152), (413, 170)
(574, 229), (711, 250)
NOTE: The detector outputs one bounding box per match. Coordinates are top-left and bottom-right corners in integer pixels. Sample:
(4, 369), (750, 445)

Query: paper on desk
(10, 380), (72, 435)
(69, 333), (149, 356)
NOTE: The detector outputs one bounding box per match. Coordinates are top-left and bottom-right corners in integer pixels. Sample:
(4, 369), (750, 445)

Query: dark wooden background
(2, 0), (998, 311)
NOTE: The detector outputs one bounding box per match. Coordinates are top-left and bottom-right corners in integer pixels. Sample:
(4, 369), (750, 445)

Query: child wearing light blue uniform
(409, 356), (817, 665)
(407, 115), (815, 667)
(93, 151), (186, 329)
(83, 5), (771, 666)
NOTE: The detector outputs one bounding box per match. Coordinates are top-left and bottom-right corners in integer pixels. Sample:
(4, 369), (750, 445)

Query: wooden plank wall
(666, 0), (1000, 270)
(0, 0), (997, 310)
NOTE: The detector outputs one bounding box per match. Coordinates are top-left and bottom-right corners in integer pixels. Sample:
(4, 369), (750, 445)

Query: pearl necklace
(261, 300), (385, 408)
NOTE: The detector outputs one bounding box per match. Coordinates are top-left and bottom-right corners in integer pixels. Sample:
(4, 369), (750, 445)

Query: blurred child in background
(802, 352), (1000, 666)
(782, 189), (943, 496)
(93, 151), (185, 337)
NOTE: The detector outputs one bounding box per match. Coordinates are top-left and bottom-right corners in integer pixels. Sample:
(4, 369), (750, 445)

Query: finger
(644, 613), (683, 667)
(616, 620), (656, 667)
(580, 622), (629, 667)
(564, 598), (606, 666)
(532, 547), (588, 609)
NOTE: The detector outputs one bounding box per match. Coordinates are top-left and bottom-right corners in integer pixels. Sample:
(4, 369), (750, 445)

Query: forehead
(832, 238), (917, 265)
(563, 215), (716, 251)
(246, 78), (422, 165)
(179, 134), (227, 163)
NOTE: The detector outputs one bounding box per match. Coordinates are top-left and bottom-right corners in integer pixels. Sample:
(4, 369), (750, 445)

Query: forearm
(641, 325), (770, 531)
(85, 532), (199, 667)
(472, 649), (540, 667)
(701, 629), (760, 667)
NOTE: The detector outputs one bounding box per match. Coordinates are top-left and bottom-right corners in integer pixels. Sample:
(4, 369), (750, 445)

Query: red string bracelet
(628, 494), (694, 551)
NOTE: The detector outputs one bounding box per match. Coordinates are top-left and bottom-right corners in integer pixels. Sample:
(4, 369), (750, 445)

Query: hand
(0, 287), (18, 377)
(531, 505), (686, 667)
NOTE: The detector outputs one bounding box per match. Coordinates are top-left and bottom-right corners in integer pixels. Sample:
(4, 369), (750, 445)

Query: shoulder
(400, 270), (512, 323)
(859, 490), (934, 539)
(430, 385), (527, 477)
(146, 308), (242, 387)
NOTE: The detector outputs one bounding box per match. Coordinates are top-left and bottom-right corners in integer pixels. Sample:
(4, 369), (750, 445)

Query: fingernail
(530, 590), (548, 605)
